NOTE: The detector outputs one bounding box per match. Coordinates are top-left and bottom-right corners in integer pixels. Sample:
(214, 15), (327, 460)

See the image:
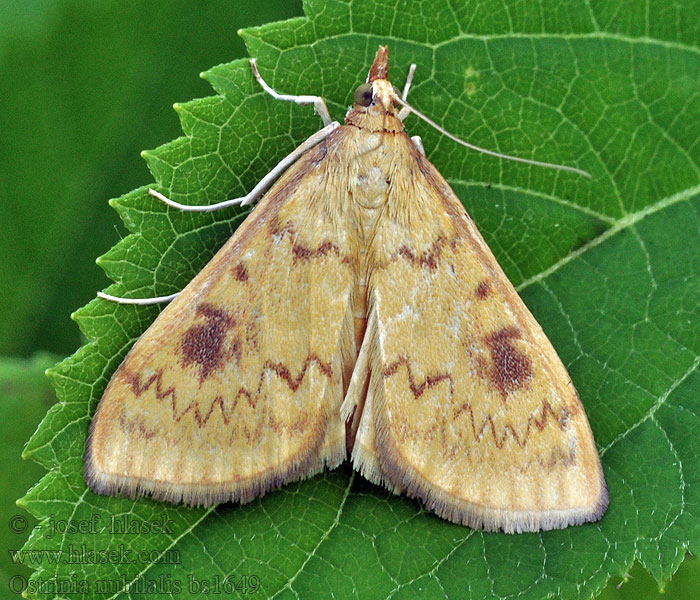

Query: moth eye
(354, 83), (373, 107)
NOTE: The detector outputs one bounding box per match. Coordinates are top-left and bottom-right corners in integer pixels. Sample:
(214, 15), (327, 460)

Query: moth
(86, 46), (608, 533)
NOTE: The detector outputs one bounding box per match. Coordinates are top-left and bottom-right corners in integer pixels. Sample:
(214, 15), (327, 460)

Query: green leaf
(19, 0), (700, 598)
(597, 555), (700, 600)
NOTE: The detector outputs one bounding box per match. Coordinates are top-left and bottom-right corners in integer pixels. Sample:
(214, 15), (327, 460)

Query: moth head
(352, 45), (401, 116)
(344, 45), (405, 133)
(353, 80), (401, 115)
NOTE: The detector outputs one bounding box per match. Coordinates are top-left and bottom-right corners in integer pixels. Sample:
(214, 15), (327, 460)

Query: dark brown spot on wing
(475, 280), (492, 299)
(233, 262), (249, 282)
(484, 326), (533, 398)
(180, 303), (235, 382)
(398, 245), (415, 262)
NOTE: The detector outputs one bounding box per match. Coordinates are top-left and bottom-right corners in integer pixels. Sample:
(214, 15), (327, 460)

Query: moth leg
(397, 63), (417, 121)
(97, 291), (180, 305)
(410, 135), (425, 155)
(250, 58), (333, 127)
(147, 121), (340, 212)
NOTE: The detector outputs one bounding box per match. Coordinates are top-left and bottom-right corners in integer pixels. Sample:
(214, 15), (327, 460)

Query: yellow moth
(86, 46), (608, 533)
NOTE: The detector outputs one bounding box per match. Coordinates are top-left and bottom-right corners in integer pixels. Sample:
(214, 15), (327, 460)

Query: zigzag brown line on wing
(379, 357), (582, 450)
(116, 353), (333, 432)
(86, 133), (360, 506)
(354, 140), (607, 530)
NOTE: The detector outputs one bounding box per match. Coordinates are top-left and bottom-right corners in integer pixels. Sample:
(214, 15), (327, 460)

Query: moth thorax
(353, 165), (390, 210)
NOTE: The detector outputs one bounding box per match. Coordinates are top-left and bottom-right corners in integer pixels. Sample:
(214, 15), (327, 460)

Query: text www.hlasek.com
(10, 544), (180, 566)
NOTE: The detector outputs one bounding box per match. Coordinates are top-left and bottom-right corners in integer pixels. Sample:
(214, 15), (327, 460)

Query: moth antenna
(397, 64), (417, 121)
(97, 291), (180, 305)
(402, 64), (417, 100)
(148, 121), (340, 212)
(393, 95), (592, 179)
(250, 58), (333, 127)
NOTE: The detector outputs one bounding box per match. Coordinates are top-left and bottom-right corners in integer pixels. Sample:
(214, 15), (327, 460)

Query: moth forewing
(352, 140), (607, 532)
(85, 141), (356, 506)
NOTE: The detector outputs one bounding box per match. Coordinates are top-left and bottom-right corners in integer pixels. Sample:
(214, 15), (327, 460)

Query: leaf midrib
(512, 182), (700, 292)
(346, 30), (700, 55)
